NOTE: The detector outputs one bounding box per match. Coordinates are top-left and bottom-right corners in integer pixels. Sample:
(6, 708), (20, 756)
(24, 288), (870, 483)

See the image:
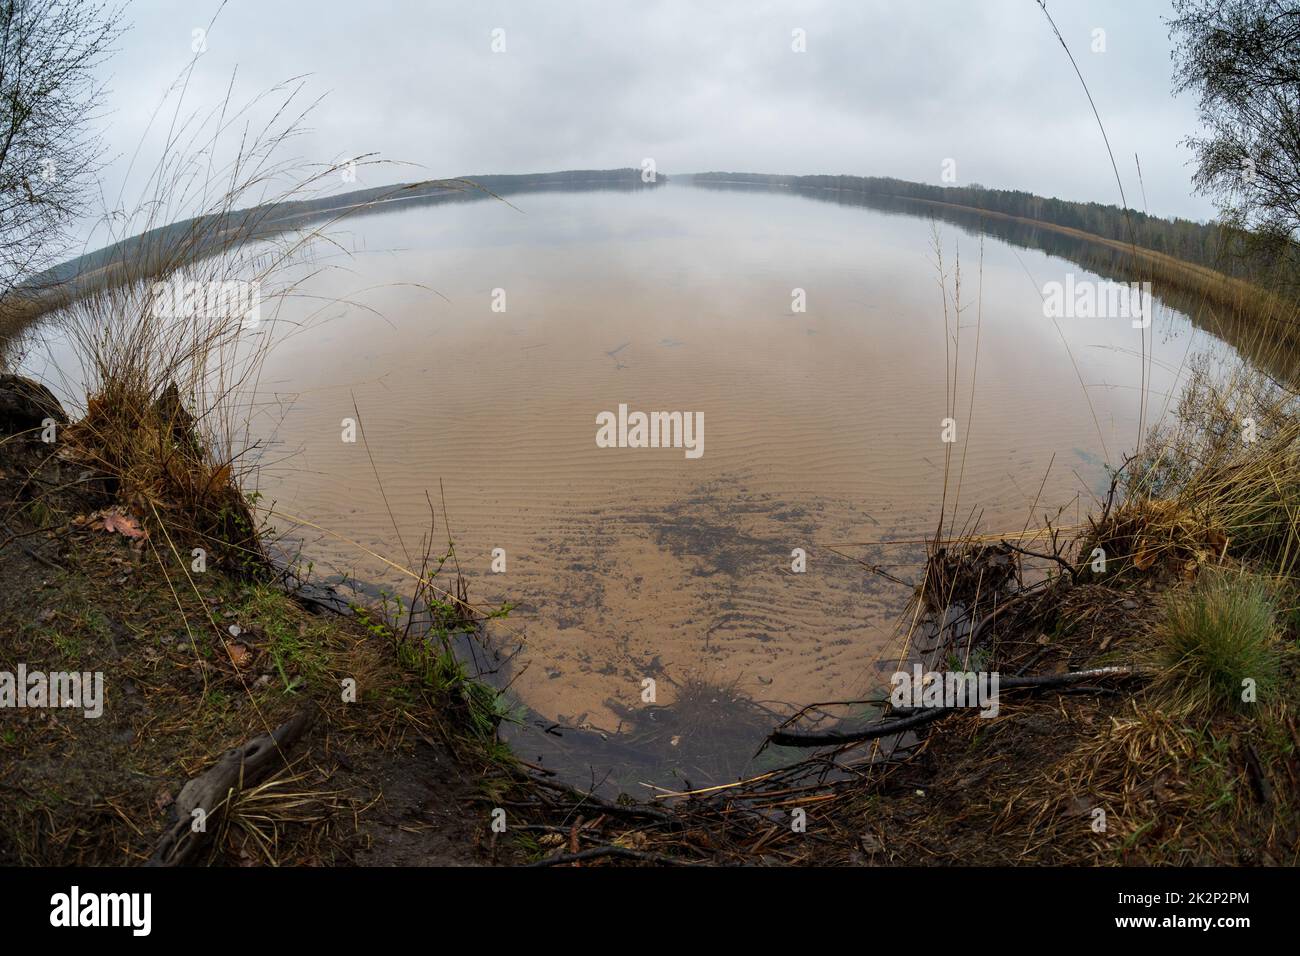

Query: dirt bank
(0, 385), (516, 865)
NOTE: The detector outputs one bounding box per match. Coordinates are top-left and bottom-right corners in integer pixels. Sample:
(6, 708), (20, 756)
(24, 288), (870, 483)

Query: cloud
(87, 0), (1215, 240)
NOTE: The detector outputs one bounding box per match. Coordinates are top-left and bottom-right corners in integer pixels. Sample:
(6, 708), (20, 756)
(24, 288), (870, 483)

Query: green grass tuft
(1156, 572), (1283, 716)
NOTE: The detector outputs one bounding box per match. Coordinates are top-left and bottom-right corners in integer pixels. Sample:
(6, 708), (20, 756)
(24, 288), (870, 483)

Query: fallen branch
(769, 667), (1143, 747)
(529, 776), (678, 823)
(527, 845), (690, 867)
(146, 707), (315, 866)
(0, 518), (66, 571)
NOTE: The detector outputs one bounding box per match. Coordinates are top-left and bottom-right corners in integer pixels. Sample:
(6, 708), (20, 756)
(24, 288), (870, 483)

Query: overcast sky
(87, 0), (1216, 241)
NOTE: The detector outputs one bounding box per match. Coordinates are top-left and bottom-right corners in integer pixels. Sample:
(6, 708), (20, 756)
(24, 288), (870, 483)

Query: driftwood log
(769, 667), (1143, 747)
(146, 707), (315, 866)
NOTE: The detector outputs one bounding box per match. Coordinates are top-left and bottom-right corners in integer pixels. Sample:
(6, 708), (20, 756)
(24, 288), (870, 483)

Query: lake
(16, 177), (1231, 794)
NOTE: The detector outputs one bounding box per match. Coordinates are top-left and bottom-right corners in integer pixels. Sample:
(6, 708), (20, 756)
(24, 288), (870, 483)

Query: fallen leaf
(614, 830), (649, 850)
(225, 642), (252, 667)
(91, 508), (147, 540)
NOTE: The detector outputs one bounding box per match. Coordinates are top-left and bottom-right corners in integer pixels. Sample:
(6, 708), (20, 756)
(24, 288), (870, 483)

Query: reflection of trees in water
(693, 177), (1300, 385)
(499, 673), (792, 798)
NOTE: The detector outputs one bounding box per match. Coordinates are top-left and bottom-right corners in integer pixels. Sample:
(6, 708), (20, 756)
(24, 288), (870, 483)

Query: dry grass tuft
(1021, 704), (1205, 862)
(1080, 498), (1227, 582)
(218, 768), (351, 866)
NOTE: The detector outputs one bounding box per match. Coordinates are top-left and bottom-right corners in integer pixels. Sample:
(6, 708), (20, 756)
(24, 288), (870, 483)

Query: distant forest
(689, 172), (1300, 295)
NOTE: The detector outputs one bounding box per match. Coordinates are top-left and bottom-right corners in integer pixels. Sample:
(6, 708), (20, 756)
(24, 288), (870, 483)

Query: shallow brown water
(233, 182), (1222, 776)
